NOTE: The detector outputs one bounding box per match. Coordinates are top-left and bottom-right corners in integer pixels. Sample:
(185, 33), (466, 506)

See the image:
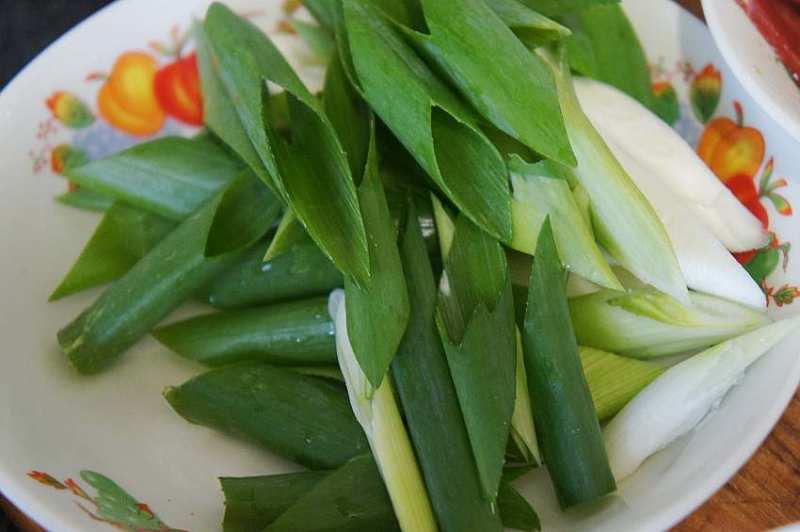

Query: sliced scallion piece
(205, 241), (342, 310)
(487, 0), (571, 49)
(436, 213), (516, 501)
(65, 135), (243, 221)
(393, 203), (503, 532)
(58, 171), (279, 374)
(605, 315), (800, 480)
(197, 3), (369, 283)
(56, 187), (113, 212)
(220, 471), (327, 532)
(340, 0), (512, 241)
(510, 328), (541, 465)
(50, 203), (175, 301)
(522, 217), (615, 508)
(343, 132), (409, 389)
(570, 288), (771, 358)
(541, 47), (687, 304)
(329, 290), (437, 532)
(165, 362), (369, 470)
(508, 155), (619, 290)
(153, 297), (335, 367)
(579, 346), (664, 421)
(222, 454), (538, 532)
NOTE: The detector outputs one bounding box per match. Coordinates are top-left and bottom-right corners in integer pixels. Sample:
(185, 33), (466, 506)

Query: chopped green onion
(522, 217), (616, 508)
(222, 454), (537, 532)
(65, 136), (243, 221)
(56, 187), (114, 212)
(220, 471), (327, 532)
(570, 288), (771, 358)
(508, 155), (620, 290)
(605, 315), (800, 480)
(573, 76), (767, 252)
(436, 213), (517, 501)
(541, 48), (688, 304)
(58, 172), (279, 374)
(153, 297), (335, 367)
(263, 211), (306, 262)
(393, 206), (503, 532)
(487, 0), (571, 48)
(579, 346), (664, 421)
(50, 203), (174, 301)
(165, 362), (369, 469)
(205, 240), (342, 310)
(329, 290), (437, 532)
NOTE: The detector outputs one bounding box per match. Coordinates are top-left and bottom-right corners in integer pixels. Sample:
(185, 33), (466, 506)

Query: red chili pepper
(738, 0), (800, 85)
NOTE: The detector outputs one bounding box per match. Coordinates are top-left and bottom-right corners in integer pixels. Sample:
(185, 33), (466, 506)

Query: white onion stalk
(604, 315), (800, 480)
(541, 50), (688, 304)
(605, 136), (765, 308)
(573, 77), (768, 252)
(328, 289), (437, 532)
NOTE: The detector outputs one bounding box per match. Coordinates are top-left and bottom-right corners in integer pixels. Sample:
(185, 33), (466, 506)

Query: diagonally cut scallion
(540, 48), (688, 304)
(570, 288), (771, 358)
(329, 289), (437, 532)
(522, 217), (616, 508)
(605, 315), (800, 480)
(393, 205), (503, 532)
(579, 346), (664, 422)
(508, 155), (620, 290)
(435, 210), (517, 501)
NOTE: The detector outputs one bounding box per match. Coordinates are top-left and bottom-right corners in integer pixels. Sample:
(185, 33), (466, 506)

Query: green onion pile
(51, 1), (800, 530)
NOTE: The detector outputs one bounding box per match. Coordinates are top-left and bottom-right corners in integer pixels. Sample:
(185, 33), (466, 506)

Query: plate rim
(701, 0), (800, 144)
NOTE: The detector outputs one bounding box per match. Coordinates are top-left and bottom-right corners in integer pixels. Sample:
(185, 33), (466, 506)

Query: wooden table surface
(2, 0), (799, 531)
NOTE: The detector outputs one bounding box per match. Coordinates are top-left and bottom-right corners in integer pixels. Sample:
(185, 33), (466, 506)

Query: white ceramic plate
(703, 0), (800, 144)
(1, 1), (799, 531)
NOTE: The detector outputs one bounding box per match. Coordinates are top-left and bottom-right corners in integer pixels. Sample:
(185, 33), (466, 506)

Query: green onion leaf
(222, 453), (537, 532)
(414, 0), (574, 166)
(510, 328), (541, 465)
(343, 132), (410, 388)
(264, 455), (400, 532)
(50, 203), (174, 301)
(322, 51), (370, 180)
(56, 188), (114, 212)
(205, 240), (342, 310)
(561, 4), (655, 110)
(263, 211), (307, 262)
(487, 0), (571, 48)
(65, 136), (243, 221)
(197, 4), (369, 283)
(165, 363), (368, 469)
(511, 0), (619, 18)
(288, 17), (335, 64)
(437, 214), (516, 501)
(393, 202), (503, 532)
(341, 0), (512, 241)
(522, 217), (615, 508)
(58, 172), (279, 374)
(543, 48), (687, 303)
(498, 481), (541, 531)
(221, 471), (327, 532)
(153, 297), (335, 367)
